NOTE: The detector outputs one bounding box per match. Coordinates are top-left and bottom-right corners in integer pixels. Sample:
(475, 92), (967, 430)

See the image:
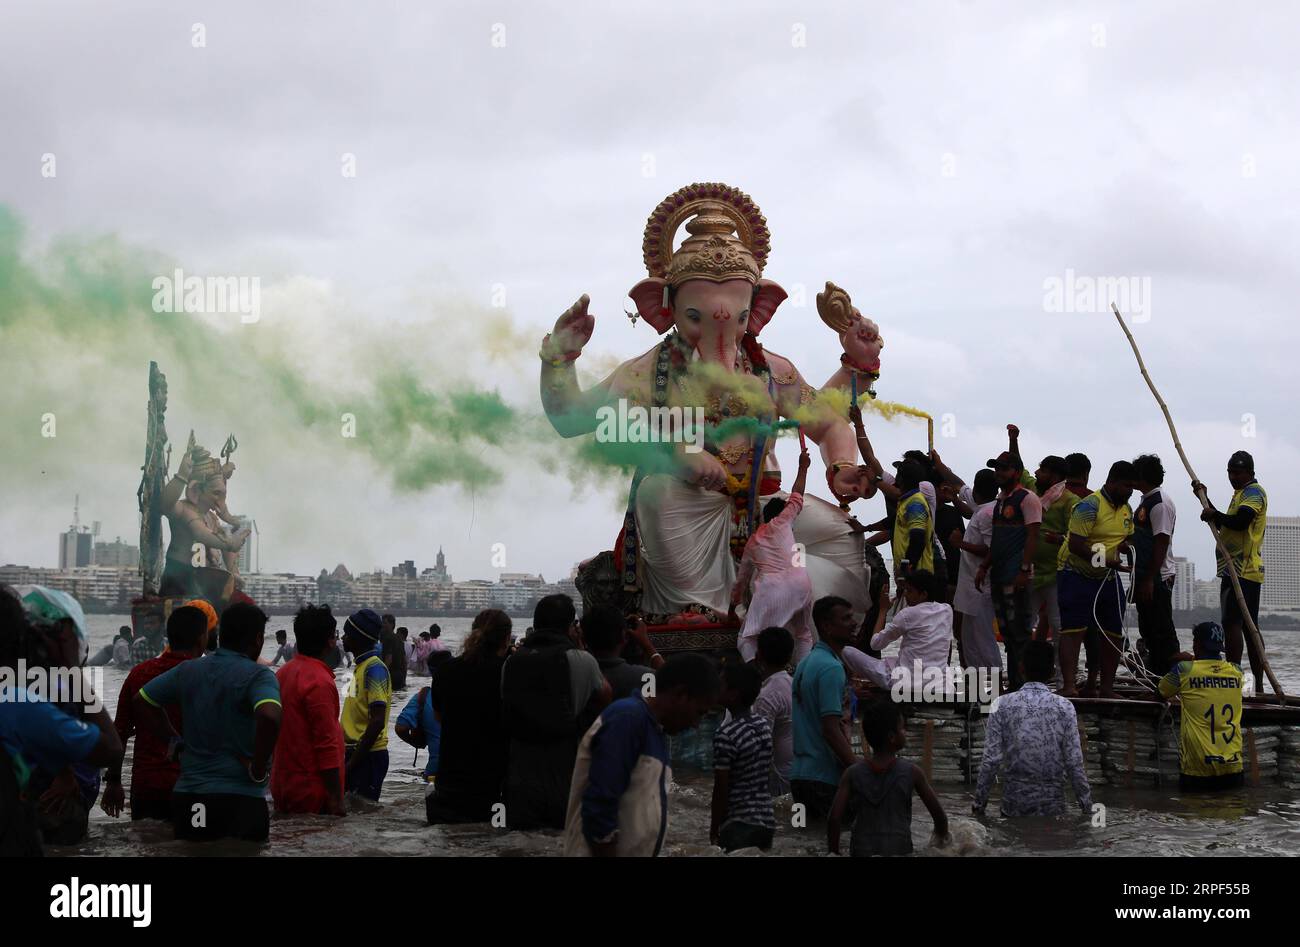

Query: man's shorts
(1058, 569), (1125, 637)
(172, 792), (269, 842)
(719, 820), (775, 852)
(130, 797), (173, 821)
(790, 779), (839, 821)
(344, 747), (389, 801)
(1220, 576), (1262, 628)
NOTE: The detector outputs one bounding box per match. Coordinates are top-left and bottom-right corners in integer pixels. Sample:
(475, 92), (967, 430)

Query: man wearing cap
(340, 608), (392, 801)
(1131, 454), (1182, 676)
(1056, 461), (1135, 698)
(976, 450), (1041, 691)
(1157, 622), (1244, 791)
(184, 598), (220, 652)
(1194, 451), (1268, 692)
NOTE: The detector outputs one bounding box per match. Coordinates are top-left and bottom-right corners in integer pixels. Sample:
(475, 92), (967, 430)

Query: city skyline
(21, 501), (1299, 617)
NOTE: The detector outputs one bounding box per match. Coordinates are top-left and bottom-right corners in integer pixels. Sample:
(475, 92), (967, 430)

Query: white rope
(1089, 544), (1161, 692)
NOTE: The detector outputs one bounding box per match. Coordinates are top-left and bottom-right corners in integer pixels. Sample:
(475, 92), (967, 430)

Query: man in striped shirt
(711, 663), (776, 851)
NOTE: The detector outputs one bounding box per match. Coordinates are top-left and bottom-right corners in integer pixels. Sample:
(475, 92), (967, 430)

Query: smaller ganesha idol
(817, 281), (883, 402)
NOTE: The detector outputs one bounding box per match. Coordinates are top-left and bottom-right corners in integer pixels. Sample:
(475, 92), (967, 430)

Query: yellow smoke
(677, 361), (776, 416)
(868, 399), (931, 424)
(807, 387), (932, 442)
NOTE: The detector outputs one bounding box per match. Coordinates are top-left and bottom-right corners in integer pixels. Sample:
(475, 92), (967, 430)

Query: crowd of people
(0, 429), (1270, 856)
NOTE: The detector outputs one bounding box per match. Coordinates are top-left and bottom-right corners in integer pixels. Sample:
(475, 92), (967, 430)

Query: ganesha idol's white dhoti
(634, 475), (871, 655)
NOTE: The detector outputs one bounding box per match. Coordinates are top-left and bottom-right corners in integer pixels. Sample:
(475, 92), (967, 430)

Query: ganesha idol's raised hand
(817, 281), (883, 401)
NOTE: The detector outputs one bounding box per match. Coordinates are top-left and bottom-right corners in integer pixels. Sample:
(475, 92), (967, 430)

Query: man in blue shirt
(135, 602), (281, 843)
(790, 596), (858, 821)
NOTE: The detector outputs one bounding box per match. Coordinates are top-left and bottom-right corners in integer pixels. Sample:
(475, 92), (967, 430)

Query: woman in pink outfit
(733, 446), (815, 663)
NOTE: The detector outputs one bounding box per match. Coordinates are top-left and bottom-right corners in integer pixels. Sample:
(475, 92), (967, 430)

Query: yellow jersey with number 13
(1158, 659), (1244, 778)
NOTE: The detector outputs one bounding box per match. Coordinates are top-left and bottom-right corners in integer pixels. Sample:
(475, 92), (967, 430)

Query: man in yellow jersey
(340, 608), (392, 800)
(1056, 461), (1135, 698)
(891, 458), (934, 582)
(1194, 451), (1268, 693)
(1158, 622), (1244, 792)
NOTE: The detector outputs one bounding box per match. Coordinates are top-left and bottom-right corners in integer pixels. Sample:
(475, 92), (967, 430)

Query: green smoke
(0, 207), (633, 498)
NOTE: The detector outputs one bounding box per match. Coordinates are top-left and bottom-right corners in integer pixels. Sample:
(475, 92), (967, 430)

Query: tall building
(92, 537), (139, 569)
(427, 546), (450, 583)
(1262, 515), (1300, 613)
(231, 516), (254, 574)
(1170, 556), (1196, 611)
(58, 529), (93, 569)
(392, 559), (417, 579)
(57, 496), (94, 570)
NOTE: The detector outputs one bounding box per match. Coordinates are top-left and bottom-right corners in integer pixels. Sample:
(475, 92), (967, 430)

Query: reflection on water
(54, 615), (1300, 858)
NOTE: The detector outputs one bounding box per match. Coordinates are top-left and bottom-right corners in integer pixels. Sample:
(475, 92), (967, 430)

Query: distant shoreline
(77, 603), (1300, 631)
(84, 605), (537, 620)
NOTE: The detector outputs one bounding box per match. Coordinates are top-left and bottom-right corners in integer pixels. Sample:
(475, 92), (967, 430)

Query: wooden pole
(1110, 303), (1284, 702)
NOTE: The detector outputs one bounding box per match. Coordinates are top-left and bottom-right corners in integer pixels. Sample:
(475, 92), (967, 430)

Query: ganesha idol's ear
(628, 277), (674, 334)
(748, 279), (788, 336)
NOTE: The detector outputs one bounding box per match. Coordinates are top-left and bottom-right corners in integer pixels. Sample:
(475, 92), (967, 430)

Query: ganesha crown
(643, 183), (770, 286)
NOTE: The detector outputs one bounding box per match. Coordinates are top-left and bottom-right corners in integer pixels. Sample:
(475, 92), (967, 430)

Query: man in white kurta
(953, 490), (1002, 675)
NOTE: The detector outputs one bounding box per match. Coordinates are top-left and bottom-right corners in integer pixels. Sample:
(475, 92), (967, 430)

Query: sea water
(56, 614), (1300, 858)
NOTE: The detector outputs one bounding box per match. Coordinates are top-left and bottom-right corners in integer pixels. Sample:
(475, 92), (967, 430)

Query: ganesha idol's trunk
(696, 331), (739, 373)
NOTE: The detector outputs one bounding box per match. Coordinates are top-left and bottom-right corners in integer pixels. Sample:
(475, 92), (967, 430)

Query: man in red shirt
(271, 605), (346, 816)
(101, 605), (209, 820)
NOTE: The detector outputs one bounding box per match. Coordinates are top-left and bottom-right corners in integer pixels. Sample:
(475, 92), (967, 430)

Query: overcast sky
(2, 1), (1297, 587)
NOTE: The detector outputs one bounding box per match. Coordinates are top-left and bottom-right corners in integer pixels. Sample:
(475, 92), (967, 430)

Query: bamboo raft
(865, 692), (1300, 790)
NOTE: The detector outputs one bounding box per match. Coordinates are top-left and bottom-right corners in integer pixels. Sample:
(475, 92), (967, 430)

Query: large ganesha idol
(540, 183), (878, 629)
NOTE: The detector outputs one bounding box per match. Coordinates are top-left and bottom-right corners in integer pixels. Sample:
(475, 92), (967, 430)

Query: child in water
(827, 697), (949, 856)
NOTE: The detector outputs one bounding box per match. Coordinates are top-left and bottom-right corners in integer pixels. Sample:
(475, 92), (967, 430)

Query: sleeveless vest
(1132, 489), (1163, 582)
(990, 487), (1031, 586)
